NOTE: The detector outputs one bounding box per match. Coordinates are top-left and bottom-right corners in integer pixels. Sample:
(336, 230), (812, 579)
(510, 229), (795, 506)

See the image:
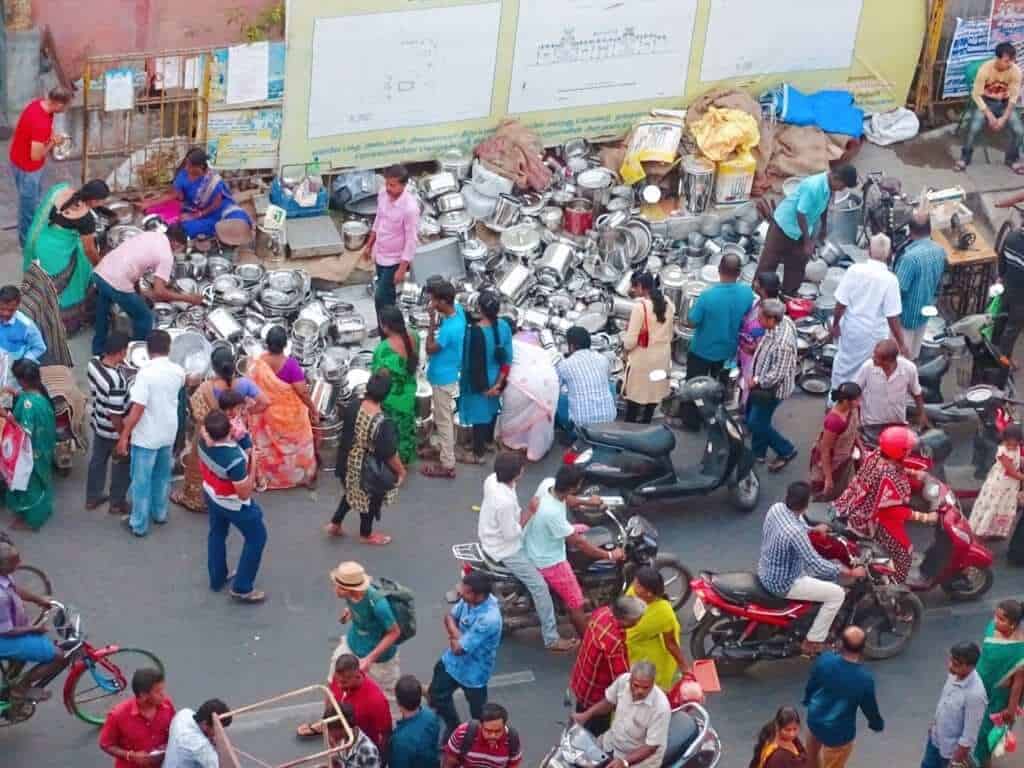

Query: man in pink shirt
(360, 165), (419, 328)
(91, 230), (202, 355)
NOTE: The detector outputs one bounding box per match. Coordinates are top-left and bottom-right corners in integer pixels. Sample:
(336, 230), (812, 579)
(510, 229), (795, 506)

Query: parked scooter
(689, 532), (923, 675)
(564, 377), (760, 512)
(451, 504), (691, 634)
(541, 708), (722, 768)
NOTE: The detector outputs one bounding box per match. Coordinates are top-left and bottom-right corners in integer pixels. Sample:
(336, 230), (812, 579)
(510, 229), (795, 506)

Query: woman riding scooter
(833, 426), (937, 582)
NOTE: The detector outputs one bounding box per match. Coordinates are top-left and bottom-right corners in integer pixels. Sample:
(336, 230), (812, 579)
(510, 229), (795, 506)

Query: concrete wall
(33, 0), (271, 78)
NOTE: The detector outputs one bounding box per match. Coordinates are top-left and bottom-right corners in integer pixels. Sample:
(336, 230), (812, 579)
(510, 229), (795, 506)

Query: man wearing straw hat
(327, 562), (402, 717)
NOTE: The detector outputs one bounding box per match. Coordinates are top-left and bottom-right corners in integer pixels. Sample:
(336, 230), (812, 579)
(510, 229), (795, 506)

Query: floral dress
(971, 445), (1022, 539)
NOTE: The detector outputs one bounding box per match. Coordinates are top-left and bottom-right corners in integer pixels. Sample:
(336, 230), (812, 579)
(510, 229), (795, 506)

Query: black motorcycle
(564, 377), (759, 512)
(451, 506), (691, 634)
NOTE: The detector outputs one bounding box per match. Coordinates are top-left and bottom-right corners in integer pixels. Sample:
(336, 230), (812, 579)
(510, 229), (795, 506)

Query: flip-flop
(324, 523), (345, 538)
(768, 450), (799, 474)
(296, 721), (324, 739)
(230, 590), (266, 603)
(85, 496), (108, 510)
(548, 638), (581, 653)
(953, 161), (967, 172)
(420, 463), (456, 479)
(360, 533), (392, 546)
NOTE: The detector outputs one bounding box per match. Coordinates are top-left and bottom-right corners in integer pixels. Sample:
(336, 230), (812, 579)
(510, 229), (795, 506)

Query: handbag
(360, 413), (398, 497)
(637, 303), (650, 348)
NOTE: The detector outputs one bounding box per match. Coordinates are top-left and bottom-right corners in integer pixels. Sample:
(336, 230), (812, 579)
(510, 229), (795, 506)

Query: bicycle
(0, 601), (163, 727)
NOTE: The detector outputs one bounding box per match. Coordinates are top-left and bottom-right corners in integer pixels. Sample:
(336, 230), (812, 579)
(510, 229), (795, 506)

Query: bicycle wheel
(69, 648), (164, 726)
(12, 566), (52, 626)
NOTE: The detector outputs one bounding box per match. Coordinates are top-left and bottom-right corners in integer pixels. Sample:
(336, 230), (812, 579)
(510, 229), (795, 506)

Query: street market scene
(3, 0), (1024, 766)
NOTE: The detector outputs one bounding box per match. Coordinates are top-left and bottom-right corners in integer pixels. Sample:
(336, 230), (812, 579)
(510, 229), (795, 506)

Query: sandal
(296, 721), (324, 739)
(360, 532), (392, 546)
(324, 523), (345, 538)
(169, 492), (203, 514)
(456, 448), (485, 465)
(85, 496), (108, 511)
(768, 450), (799, 474)
(417, 445), (440, 460)
(1013, 163), (1024, 176)
(548, 638), (581, 653)
(953, 160), (967, 172)
(230, 590), (266, 603)
(420, 463), (456, 479)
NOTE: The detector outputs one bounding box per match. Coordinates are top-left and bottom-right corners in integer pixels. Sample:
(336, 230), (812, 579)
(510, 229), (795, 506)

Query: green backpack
(372, 577), (417, 644)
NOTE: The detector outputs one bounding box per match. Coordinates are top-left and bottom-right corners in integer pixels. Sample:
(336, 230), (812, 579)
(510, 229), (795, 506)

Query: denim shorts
(0, 632), (58, 663)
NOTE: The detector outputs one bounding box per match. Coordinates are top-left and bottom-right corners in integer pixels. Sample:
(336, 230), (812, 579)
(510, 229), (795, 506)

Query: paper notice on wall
(226, 42), (269, 104)
(942, 17), (992, 99)
(104, 68), (135, 111)
(991, 0), (1024, 58)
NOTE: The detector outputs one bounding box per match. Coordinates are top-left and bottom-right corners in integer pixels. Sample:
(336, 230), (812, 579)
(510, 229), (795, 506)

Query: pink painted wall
(34, 0), (272, 77)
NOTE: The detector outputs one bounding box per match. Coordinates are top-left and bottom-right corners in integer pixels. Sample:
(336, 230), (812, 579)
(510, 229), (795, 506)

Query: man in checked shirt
(568, 595), (646, 737)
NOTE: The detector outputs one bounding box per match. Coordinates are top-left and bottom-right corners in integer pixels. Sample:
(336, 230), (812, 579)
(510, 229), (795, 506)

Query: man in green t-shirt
(329, 561), (402, 717)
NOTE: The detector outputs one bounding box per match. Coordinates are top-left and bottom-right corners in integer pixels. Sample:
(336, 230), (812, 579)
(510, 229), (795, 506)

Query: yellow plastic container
(714, 150), (756, 206)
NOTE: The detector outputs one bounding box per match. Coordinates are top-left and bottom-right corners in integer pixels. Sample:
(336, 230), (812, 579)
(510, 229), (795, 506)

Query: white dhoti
(830, 314), (891, 392)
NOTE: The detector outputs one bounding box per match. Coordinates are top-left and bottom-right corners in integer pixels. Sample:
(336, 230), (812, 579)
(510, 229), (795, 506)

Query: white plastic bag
(863, 108), (920, 146)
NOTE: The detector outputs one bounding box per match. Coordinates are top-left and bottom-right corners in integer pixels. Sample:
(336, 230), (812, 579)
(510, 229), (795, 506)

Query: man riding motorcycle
(477, 452), (578, 653)
(833, 426), (937, 582)
(523, 465), (624, 639)
(758, 482), (866, 656)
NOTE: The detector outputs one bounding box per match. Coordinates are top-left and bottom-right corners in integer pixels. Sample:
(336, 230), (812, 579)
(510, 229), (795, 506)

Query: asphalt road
(3, 370), (1024, 768)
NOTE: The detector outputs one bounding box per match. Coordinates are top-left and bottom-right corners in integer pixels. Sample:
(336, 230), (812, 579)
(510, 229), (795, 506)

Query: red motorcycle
(689, 528), (923, 676)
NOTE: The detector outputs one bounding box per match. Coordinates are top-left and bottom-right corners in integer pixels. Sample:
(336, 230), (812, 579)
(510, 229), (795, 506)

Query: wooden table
(933, 222), (998, 316)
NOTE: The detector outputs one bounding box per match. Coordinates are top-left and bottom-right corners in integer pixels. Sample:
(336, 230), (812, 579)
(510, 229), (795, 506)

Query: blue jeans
(502, 549), (560, 647)
(747, 397), (795, 460)
(11, 163), (43, 248)
(920, 736), (949, 768)
(374, 264), (399, 314)
(207, 501), (267, 595)
(128, 445), (173, 535)
(962, 96), (1024, 165)
(93, 275), (153, 355)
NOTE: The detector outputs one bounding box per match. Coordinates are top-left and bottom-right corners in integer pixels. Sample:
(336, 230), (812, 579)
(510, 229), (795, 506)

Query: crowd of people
(3, 87), (1024, 768)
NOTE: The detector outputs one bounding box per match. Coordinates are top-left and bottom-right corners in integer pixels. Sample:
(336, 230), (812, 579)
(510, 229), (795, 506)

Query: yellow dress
(625, 587), (681, 690)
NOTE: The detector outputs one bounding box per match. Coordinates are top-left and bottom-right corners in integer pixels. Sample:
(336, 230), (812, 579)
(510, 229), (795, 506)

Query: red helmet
(878, 426), (918, 461)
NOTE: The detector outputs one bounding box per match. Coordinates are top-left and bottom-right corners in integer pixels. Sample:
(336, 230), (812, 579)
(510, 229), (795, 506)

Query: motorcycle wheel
(690, 615), (755, 676)
(797, 371), (831, 396)
(729, 469), (760, 512)
(940, 566), (994, 602)
(654, 555), (692, 611)
(860, 592), (924, 660)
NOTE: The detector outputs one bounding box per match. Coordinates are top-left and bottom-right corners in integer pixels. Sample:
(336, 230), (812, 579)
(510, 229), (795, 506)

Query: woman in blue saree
(174, 147), (253, 241)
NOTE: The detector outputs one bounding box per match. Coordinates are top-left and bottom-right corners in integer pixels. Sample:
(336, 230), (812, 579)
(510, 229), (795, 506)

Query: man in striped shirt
(86, 332), (130, 515)
(895, 213), (946, 361)
(199, 410), (266, 603)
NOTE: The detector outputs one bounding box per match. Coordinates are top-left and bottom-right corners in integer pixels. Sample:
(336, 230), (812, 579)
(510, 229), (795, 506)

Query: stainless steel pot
(827, 191), (863, 245)
(313, 418), (344, 472)
(435, 192), (466, 214)
(420, 172), (458, 199)
(496, 263), (534, 303)
(416, 379), (433, 420)
(341, 220), (370, 250)
(612, 296), (637, 321)
(659, 264), (688, 310)
(536, 242), (575, 284)
(334, 313), (367, 345)
(310, 379), (337, 418)
(438, 210), (474, 238)
(673, 325), (695, 365)
(539, 206), (563, 231)
(576, 167), (615, 210)
(500, 224), (541, 261)
(206, 307), (244, 343)
(490, 194), (522, 228)
(437, 149), (472, 180)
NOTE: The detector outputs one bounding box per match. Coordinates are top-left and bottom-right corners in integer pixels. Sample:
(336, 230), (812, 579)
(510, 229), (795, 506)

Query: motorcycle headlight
(574, 449), (593, 465)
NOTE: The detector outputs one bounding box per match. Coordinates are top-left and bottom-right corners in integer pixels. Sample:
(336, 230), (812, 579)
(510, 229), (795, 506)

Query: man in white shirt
(117, 329), (188, 537)
(573, 662), (671, 768)
(854, 339), (928, 429)
(163, 699), (231, 768)
(830, 233), (906, 392)
(478, 452), (577, 653)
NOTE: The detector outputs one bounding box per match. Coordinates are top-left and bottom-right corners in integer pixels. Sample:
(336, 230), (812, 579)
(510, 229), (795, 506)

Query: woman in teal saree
(2, 360), (56, 531)
(975, 599), (1024, 766)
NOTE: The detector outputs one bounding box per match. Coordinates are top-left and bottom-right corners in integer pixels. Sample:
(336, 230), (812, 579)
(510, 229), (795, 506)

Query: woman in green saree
(22, 180), (109, 334)
(371, 306), (420, 466)
(975, 599), (1024, 766)
(2, 359), (56, 531)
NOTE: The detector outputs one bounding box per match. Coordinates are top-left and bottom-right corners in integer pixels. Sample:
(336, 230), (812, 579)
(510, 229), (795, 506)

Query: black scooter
(563, 377), (760, 512)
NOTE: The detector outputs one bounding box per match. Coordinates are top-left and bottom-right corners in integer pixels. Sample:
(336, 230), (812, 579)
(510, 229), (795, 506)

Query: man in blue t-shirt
(757, 165), (859, 295)
(681, 253), (753, 429)
(422, 280), (466, 479)
(199, 410), (266, 603)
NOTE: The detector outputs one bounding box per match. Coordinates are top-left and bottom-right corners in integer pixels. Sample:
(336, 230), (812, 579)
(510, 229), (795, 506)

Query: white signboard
(307, 3), (502, 138)
(508, 0), (698, 114)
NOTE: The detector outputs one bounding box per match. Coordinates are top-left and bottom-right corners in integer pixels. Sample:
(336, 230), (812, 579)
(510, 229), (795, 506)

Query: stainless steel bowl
(341, 219), (371, 250)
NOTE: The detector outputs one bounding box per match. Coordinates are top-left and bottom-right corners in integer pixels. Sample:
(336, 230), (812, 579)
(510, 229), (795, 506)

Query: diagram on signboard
(508, 0), (697, 115)
(307, 3), (500, 139)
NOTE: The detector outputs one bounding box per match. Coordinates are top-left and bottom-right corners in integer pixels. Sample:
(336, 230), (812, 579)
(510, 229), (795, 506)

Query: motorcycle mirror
(920, 305), (939, 318)
(990, 283), (1005, 298)
(649, 369), (667, 382)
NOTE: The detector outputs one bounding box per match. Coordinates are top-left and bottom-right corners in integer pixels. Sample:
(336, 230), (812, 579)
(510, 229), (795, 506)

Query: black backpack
(458, 720), (520, 766)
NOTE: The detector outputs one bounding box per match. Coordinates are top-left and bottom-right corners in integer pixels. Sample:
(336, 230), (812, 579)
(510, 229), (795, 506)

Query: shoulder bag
(360, 412), (398, 497)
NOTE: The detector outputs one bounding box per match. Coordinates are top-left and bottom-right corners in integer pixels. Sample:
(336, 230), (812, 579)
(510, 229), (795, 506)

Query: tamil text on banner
(206, 107), (283, 170)
(991, 0), (1024, 60)
(943, 17), (993, 99)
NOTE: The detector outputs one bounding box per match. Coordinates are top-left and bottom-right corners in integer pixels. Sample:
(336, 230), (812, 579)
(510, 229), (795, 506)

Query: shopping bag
(0, 417), (34, 492)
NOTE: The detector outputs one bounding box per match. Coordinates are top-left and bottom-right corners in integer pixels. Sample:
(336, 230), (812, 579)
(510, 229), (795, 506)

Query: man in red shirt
(443, 702), (522, 768)
(98, 667), (176, 767)
(322, 653), (394, 751)
(568, 596), (645, 736)
(9, 86), (71, 247)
